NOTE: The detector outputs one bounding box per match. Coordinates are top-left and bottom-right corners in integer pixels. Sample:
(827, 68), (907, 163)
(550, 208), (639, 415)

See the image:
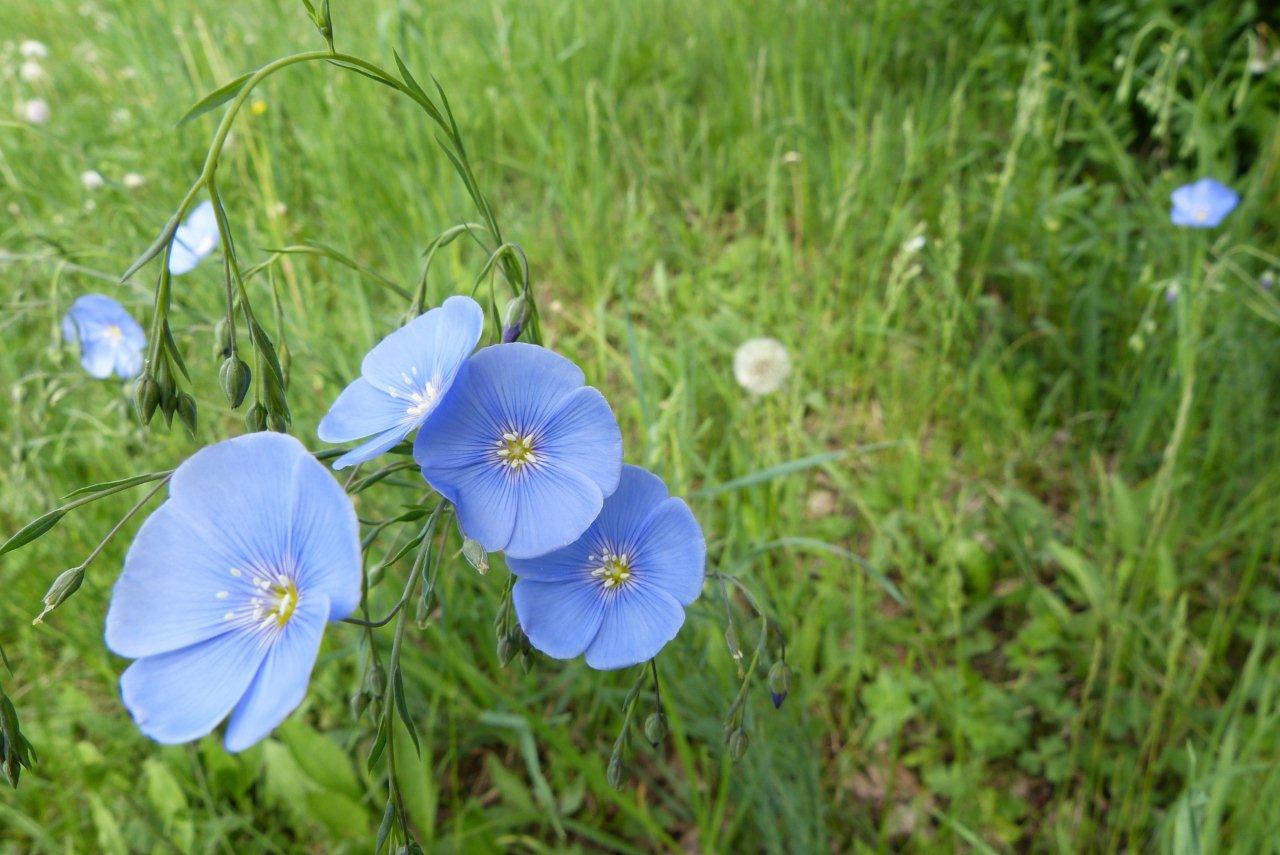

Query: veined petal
(360, 295), (483, 398)
(506, 538), (595, 583)
(634, 497), (705, 605)
(317, 378), (409, 444)
(537, 386), (622, 496)
(107, 502), (248, 659)
(119, 629), (270, 745)
(508, 463), (603, 559)
(289, 453), (361, 618)
(331, 426), (411, 471)
(513, 578), (606, 660)
(223, 591), (329, 752)
(584, 586), (685, 670)
(590, 464), (668, 549)
(458, 343), (586, 430)
(446, 464), (519, 554)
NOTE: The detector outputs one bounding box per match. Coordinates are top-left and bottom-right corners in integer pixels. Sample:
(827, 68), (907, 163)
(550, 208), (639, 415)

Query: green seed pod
(33, 566), (84, 624)
(606, 753), (625, 789)
(497, 635), (516, 667)
(219, 356), (251, 408)
(213, 318), (234, 359)
(245, 402), (268, 432)
(461, 537), (489, 575)
(643, 712), (668, 746)
(135, 376), (160, 424)
(767, 661), (792, 709)
(725, 625), (743, 661)
(728, 727), (749, 760)
(267, 412), (289, 433)
(176, 393), (198, 435)
(0, 696), (20, 746)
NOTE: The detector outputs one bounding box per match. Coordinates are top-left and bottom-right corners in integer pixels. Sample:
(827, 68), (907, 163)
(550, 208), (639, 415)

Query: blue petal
(164, 434), (301, 572)
(592, 464), (668, 548)
(584, 586), (685, 670)
(331, 425), (411, 471)
(457, 343), (586, 431)
(223, 591), (329, 751)
(538, 386), (622, 496)
(107, 502), (249, 659)
(634, 497), (705, 605)
(169, 201), (218, 275)
(512, 578), (605, 660)
(358, 295), (483, 412)
(119, 629), (269, 745)
(509, 463), (604, 559)
(289, 451), (362, 618)
(113, 343), (144, 379)
(317, 377), (410, 444)
(506, 536), (595, 583)
(444, 464), (519, 554)
(80, 339), (117, 378)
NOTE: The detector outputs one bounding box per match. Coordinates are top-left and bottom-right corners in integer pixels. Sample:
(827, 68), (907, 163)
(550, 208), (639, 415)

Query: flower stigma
(590, 550), (633, 590)
(496, 430), (538, 471)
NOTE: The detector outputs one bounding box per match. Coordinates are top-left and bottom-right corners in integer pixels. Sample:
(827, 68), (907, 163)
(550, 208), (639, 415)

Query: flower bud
(245, 402), (268, 432)
(767, 661), (792, 709)
(1262, 271), (1276, 291)
(176, 393), (197, 435)
(728, 726), (749, 760)
(33, 566), (84, 625)
(606, 753), (625, 789)
(214, 318), (234, 359)
(501, 295), (531, 343)
(267, 412), (289, 433)
(135, 376), (160, 424)
(461, 537), (489, 575)
(497, 635), (516, 667)
(643, 712), (668, 746)
(219, 356), (251, 408)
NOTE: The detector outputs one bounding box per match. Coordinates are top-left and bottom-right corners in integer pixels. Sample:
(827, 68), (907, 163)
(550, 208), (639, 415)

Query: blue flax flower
(169, 200), (219, 275)
(318, 296), (484, 469)
(509, 465), (704, 669)
(106, 433), (361, 751)
(414, 343), (622, 559)
(61, 294), (146, 379)
(1170, 178), (1239, 228)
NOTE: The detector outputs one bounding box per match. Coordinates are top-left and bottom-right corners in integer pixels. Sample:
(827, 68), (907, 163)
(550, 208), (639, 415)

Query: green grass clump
(2, 0), (1279, 850)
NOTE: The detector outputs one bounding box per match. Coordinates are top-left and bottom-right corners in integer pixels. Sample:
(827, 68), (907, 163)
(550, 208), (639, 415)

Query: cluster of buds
(135, 323), (197, 435)
(1, 688), (35, 788)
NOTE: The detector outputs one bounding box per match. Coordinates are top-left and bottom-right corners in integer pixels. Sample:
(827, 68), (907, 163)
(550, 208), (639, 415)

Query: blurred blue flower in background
(1170, 178), (1239, 228)
(61, 294), (145, 379)
(509, 465), (704, 669)
(415, 343), (622, 559)
(169, 200), (219, 274)
(319, 296), (484, 469)
(106, 433), (361, 751)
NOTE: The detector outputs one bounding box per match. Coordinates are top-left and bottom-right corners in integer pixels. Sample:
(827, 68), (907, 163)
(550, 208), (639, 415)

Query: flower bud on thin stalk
(219, 356), (251, 408)
(135, 375), (160, 424)
(501, 294), (530, 343)
(767, 660), (792, 709)
(643, 712), (668, 747)
(33, 566), (85, 625)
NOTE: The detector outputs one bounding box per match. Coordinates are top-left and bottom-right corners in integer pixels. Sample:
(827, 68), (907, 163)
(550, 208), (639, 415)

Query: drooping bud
(219, 356), (251, 408)
(213, 318), (234, 359)
(134, 375), (160, 424)
(245, 402), (268, 432)
(606, 752), (625, 789)
(33, 566), (85, 625)
(461, 537), (489, 575)
(176, 393), (198, 435)
(267, 412), (289, 433)
(497, 634), (516, 667)
(767, 661), (792, 709)
(501, 294), (530, 343)
(643, 712), (668, 746)
(728, 727), (749, 760)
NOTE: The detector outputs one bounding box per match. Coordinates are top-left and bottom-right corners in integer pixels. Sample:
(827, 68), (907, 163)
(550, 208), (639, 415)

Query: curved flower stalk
(106, 433), (360, 750)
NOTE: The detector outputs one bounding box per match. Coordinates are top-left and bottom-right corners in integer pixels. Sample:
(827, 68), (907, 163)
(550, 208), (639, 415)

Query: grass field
(2, 0), (1280, 851)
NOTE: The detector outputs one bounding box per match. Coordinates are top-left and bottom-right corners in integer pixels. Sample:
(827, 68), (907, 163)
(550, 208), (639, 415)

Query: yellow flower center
(101, 324), (123, 345)
(590, 551), (633, 590)
(221, 570), (300, 629)
(496, 431), (538, 470)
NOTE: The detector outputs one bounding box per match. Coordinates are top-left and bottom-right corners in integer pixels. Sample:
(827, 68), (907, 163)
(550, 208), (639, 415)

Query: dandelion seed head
(733, 337), (791, 396)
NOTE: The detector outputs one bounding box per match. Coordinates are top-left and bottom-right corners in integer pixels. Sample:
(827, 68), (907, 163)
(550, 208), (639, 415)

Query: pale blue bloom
(509, 465), (705, 670)
(414, 343), (622, 559)
(1170, 178), (1239, 228)
(169, 200), (219, 275)
(61, 294), (146, 379)
(318, 296), (484, 469)
(106, 433), (361, 751)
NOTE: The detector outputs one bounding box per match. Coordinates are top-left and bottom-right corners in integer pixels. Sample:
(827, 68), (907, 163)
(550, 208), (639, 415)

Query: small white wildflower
(122, 172), (145, 189)
(20, 40), (48, 59)
(19, 60), (45, 82)
(81, 169), (104, 190)
(904, 234), (927, 254)
(272, 201), (287, 216)
(20, 98), (50, 125)
(84, 199), (97, 212)
(733, 337), (791, 396)
(781, 150), (801, 164)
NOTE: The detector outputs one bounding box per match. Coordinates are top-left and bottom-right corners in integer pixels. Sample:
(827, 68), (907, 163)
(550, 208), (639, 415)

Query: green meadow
(2, 0), (1279, 850)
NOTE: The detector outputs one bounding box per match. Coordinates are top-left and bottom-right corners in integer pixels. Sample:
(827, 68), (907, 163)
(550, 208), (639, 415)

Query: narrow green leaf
(177, 72), (252, 127)
(366, 718), (388, 772)
(62, 471), (168, 501)
(391, 666), (420, 757)
(0, 510), (66, 557)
